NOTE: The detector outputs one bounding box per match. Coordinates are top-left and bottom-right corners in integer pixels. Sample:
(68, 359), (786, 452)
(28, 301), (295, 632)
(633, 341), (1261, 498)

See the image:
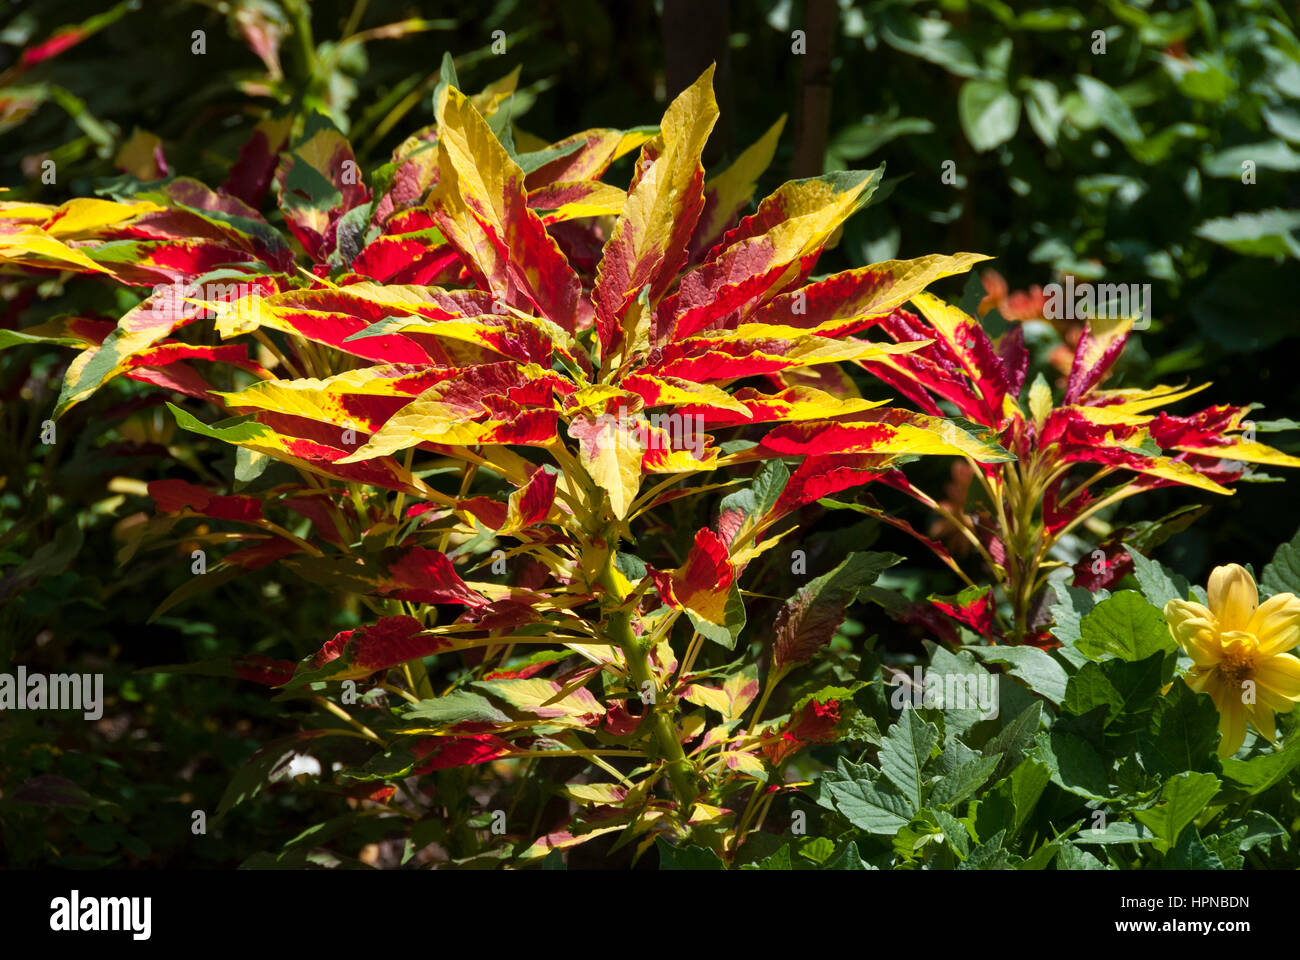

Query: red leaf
(233, 655), (296, 686)
(148, 478), (263, 522)
(385, 547), (488, 606)
(225, 539), (299, 570)
(412, 734), (513, 772)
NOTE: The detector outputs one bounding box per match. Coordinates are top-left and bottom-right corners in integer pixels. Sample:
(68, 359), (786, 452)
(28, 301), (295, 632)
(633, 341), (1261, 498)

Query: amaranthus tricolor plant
(5, 57), (1297, 865)
(838, 301), (1300, 645)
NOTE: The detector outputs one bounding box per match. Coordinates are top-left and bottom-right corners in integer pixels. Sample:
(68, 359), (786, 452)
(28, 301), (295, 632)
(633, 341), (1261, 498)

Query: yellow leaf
(1028, 375), (1053, 430)
(0, 224), (111, 274)
(592, 65), (719, 341)
(44, 198), (164, 237)
(692, 114), (786, 248)
(1176, 441), (1300, 470)
(570, 415), (644, 519)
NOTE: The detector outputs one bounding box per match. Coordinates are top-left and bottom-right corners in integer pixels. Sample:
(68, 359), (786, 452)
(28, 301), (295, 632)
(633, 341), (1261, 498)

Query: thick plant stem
(598, 532), (698, 809)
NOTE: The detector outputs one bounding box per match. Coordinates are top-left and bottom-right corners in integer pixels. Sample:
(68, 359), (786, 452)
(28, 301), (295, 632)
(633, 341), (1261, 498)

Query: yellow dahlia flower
(1163, 563), (1300, 757)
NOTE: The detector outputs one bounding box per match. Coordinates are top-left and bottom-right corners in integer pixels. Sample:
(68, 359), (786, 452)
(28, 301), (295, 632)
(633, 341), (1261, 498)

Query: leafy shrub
(5, 17), (1300, 870)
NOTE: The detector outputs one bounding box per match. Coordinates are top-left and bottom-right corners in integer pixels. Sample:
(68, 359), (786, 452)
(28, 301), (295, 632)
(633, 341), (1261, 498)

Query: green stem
(598, 527), (698, 809)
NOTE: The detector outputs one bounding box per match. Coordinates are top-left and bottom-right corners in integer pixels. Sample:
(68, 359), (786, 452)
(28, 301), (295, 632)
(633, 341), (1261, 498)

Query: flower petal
(1249, 592), (1300, 657)
(1254, 653), (1300, 702)
(1207, 563), (1257, 632)
(1216, 697), (1249, 757)
(1248, 701), (1277, 745)
(1164, 602), (1221, 666)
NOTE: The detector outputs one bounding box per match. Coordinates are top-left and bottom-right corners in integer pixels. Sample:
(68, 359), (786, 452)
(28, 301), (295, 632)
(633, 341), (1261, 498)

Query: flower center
(1217, 632), (1259, 686)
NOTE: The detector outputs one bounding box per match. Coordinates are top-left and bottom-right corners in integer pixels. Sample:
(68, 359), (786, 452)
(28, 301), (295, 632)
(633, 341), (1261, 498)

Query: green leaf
(1134, 771), (1220, 851)
(1022, 78), (1064, 148)
(772, 551), (900, 670)
(1018, 8), (1085, 30)
(688, 581), (747, 651)
(0, 328), (83, 350)
(1263, 104), (1300, 143)
(1219, 734), (1300, 795)
(1004, 758), (1052, 835)
(923, 645), (998, 737)
(827, 113), (935, 164)
(982, 701), (1043, 778)
(1203, 140), (1300, 177)
(971, 645), (1069, 704)
(879, 9), (981, 78)
(1262, 524), (1300, 597)
(1076, 590), (1175, 661)
(1194, 210), (1300, 259)
(1048, 580), (1109, 647)
(1162, 827), (1224, 869)
(826, 776), (915, 835)
(958, 79), (1020, 152)
(719, 458), (789, 535)
(216, 733), (327, 820)
(431, 51), (459, 119)
(1203, 826), (1247, 869)
(1138, 681), (1220, 777)
(403, 690), (512, 727)
(1075, 75), (1142, 143)
(932, 808), (971, 858)
(1055, 843), (1108, 869)
(1126, 548), (1190, 610)
(958, 829), (1011, 870)
(1062, 654), (1170, 733)
(1030, 730), (1110, 801)
(657, 839), (725, 870)
(1239, 811), (1289, 853)
(738, 843), (793, 871)
(1074, 821), (1156, 845)
(930, 752), (1001, 808)
(235, 446), (271, 484)
(878, 706), (940, 810)
(515, 138), (585, 175)
(5, 522), (82, 586)
(823, 840), (875, 869)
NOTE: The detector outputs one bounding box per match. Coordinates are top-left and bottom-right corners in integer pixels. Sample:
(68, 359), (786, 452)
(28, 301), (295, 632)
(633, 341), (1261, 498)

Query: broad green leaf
(1075, 75), (1142, 143)
(1075, 590), (1175, 661)
(878, 706), (939, 810)
(1194, 210), (1300, 259)
(1138, 681), (1220, 777)
(1055, 843), (1108, 869)
(824, 840), (875, 869)
(1261, 524), (1300, 597)
(1030, 730), (1110, 801)
(925, 645), (997, 737)
(825, 776), (914, 835)
(403, 690), (512, 727)
(1048, 580), (1110, 647)
(1062, 654), (1170, 733)
(1126, 548), (1191, 609)
(1219, 734), (1300, 795)
(929, 752), (1001, 808)
(971, 645), (1069, 704)
(1074, 821), (1156, 845)
(981, 701), (1044, 778)
(1134, 771), (1220, 851)
(958, 80), (1020, 152)
(957, 829), (1010, 870)
(932, 809), (971, 859)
